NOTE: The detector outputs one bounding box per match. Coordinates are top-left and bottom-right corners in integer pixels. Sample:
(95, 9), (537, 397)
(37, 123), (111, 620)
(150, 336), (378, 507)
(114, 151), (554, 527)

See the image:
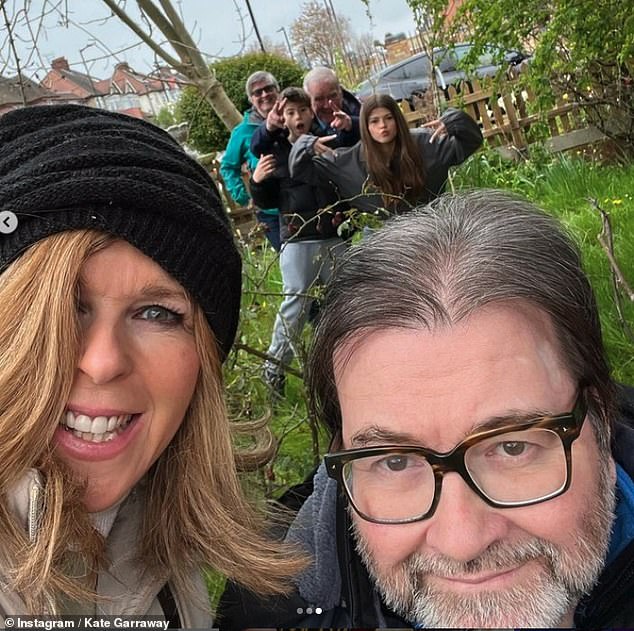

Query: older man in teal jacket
(220, 70), (281, 250)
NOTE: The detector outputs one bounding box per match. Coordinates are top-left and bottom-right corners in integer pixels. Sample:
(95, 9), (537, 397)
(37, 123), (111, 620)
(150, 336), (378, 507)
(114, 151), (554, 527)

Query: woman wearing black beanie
(0, 105), (303, 621)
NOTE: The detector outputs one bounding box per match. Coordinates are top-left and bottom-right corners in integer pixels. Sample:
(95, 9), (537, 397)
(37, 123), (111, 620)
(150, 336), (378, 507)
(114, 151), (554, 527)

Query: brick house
(40, 57), (106, 108)
(99, 62), (183, 119)
(37, 56), (183, 120)
(0, 75), (63, 116)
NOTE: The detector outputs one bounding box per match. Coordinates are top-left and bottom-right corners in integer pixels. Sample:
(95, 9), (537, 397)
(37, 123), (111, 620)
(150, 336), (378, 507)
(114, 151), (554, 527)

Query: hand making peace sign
(265, 97), (287, 132)
(422, 117), (448, 143)
(328, 99), (352, 132)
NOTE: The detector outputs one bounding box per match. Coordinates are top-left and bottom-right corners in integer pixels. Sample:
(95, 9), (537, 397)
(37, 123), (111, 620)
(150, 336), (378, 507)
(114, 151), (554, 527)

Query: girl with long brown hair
(289, 93), (483, 218)
(0, 105), (302, 622)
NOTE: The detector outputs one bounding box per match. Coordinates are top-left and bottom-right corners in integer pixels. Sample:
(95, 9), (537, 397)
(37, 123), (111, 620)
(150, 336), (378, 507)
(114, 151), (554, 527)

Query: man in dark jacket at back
(303, 66), (361, 145)
(218, 190), (634, 629)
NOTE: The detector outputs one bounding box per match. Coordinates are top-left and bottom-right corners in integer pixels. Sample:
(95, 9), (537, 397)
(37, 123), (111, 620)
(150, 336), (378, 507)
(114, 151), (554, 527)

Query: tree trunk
(101, 0), (242, 129)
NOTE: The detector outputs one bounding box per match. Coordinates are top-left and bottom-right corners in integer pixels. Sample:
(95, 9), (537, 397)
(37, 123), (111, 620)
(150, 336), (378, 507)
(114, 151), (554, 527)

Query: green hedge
(176, 52), (304, 153)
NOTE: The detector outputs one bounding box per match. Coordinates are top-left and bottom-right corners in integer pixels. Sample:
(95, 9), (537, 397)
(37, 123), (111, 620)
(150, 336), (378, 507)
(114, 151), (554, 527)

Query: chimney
(51, 57), (70, 71)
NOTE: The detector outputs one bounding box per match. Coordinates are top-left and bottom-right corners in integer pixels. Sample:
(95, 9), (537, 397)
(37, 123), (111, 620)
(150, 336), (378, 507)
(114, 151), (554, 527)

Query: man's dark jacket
(217, 386), (634, 629)
(310, 87), (362, 146)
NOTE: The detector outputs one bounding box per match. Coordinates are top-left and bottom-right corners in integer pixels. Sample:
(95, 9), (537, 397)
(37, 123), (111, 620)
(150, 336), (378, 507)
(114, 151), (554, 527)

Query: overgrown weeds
(227, 148), (634, 500)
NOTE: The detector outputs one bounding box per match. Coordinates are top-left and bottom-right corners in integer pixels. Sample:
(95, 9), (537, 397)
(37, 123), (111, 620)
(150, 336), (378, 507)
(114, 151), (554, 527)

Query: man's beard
(353, 461), (616, 628)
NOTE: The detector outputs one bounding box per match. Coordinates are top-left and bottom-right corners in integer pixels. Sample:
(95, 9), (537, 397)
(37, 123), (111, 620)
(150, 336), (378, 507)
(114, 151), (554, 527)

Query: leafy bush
(176, 52), (304, 153)
(453, 0), (634, 146)
(154, 104), (177, 129)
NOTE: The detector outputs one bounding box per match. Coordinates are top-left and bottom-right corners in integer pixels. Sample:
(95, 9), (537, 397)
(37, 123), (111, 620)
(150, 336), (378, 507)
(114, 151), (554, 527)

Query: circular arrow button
(0, 211), (18, 234)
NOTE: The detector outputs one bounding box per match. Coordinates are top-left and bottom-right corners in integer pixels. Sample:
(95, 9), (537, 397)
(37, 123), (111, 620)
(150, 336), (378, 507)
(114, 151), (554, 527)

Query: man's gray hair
(303, 66), (340, 93)
(307, 190), (615, 451)
(245, 70), (279, 97)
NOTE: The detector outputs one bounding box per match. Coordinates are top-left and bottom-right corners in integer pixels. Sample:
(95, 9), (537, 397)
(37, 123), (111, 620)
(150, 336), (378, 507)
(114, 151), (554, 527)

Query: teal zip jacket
(220, 108), (278, 215)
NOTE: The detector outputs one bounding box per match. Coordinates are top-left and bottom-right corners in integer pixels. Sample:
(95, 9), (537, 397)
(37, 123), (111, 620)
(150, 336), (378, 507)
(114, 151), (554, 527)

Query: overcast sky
(5, 0), (417, 80)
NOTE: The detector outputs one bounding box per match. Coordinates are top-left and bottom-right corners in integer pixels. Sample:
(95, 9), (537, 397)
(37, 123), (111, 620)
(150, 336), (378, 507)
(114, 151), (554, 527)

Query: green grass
(224, 150), (634, 498)
(454, 149), (634, 385)
(224, 239), (327, 498)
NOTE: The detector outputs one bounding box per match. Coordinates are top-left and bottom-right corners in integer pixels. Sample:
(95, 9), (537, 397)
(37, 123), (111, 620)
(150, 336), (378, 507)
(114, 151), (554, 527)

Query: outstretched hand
(422, 118), (448, 143)
(313, 134), (337, 157)
(266, 97), (287, 132)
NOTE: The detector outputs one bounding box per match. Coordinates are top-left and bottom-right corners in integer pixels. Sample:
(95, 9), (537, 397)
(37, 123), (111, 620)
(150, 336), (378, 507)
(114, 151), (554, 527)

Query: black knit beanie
(0, 104), (241, 359)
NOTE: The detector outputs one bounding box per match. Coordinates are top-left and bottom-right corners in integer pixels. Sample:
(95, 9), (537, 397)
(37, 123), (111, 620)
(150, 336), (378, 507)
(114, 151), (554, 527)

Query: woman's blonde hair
(0, 230), (304, 612)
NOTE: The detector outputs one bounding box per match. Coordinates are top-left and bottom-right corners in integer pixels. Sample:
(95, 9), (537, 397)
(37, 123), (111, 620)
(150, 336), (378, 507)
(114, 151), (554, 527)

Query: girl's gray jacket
(288, 108), (483, 215)
(0, 470), (212, 626)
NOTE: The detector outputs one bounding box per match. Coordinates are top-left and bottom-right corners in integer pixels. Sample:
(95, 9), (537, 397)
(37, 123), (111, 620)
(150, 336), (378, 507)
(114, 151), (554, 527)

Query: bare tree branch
(590, 198), (634, 301)
(137, 1), (183, 54)
(99, 0), (242, 129)
(157, 0), (195, 49)
(100, 0), (181, 68)
(18, 0), (49, 70)
(589, 197), (634, 343)
(234, 342), (303, 379)
(1, 1), (27, 104)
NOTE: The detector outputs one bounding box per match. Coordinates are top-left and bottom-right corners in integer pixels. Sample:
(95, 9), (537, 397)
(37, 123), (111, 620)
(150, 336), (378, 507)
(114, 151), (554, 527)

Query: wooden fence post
(398, 78), (608, 156)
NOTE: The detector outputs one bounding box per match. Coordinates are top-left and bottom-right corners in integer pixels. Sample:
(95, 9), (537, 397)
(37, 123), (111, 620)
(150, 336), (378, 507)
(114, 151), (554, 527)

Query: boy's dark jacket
(250, 124), (344, 242)
(217, 385), (634, 629)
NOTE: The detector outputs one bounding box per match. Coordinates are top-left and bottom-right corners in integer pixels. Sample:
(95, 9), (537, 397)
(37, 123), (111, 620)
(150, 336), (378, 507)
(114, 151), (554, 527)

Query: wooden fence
(400, 79), (608, 156)
(197, 79), (609, 236)
(198, 153), (258, 238)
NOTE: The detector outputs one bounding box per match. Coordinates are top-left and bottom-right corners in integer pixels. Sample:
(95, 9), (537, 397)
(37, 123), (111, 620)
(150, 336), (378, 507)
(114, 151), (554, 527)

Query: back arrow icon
(0, 211), (18, 234)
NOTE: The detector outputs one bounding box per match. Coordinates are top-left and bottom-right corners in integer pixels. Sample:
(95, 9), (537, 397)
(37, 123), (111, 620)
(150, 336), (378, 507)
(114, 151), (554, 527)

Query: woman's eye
(76, 301), (89, 316)
(138, 305), (182, 323)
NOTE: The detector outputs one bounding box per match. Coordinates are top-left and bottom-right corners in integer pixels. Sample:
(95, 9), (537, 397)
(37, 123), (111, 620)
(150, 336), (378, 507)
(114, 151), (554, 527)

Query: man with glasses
(218, 190), (634, 629)
(220, 70), (282, 250)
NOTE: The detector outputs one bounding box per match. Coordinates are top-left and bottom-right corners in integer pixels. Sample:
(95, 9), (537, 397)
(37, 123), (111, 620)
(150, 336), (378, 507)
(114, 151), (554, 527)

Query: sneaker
(263, 363), (286, 399)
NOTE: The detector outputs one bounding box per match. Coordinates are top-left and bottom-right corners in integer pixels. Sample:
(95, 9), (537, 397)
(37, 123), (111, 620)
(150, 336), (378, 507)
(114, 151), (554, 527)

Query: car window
(477, 47), (495, 67)
(436, 44), (497, 73)
(384, 55), (431, 80)
(435, 49), (459, 73)
(360, 73), (380, 90)
(436, 44), (475, 73)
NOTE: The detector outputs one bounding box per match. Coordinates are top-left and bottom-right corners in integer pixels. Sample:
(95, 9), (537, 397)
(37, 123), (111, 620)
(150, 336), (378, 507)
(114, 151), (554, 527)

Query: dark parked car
(356, 43), (528, 103)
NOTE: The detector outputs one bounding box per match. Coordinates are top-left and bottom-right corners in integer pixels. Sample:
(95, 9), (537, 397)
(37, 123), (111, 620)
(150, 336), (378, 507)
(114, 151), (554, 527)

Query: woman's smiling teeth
(61, 410), (134, 443)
